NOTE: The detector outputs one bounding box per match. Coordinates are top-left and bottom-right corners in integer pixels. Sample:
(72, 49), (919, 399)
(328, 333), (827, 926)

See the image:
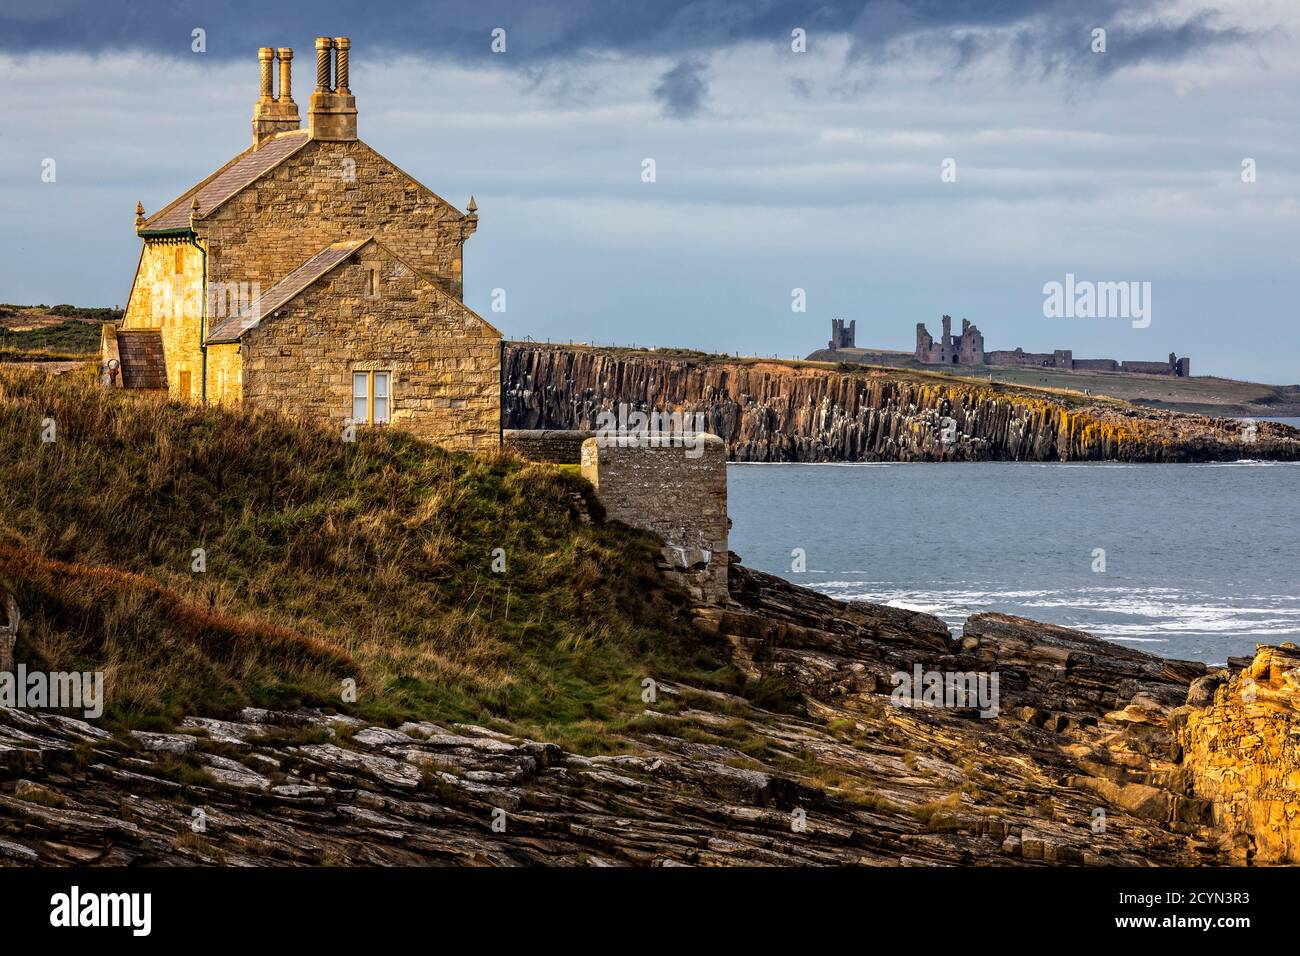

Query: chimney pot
(277, 48), (294, 103)
(258, 47), (274, 101)
(333, 37), (350, 94)
(315, 37), (333, 92)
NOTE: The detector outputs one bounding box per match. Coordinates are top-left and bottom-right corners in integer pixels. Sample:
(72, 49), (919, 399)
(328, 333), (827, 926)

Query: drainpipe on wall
(187, 230), (208, 403)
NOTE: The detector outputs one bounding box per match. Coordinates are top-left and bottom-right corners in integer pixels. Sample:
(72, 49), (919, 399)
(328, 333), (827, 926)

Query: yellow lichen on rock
(1177, 644), (1300, 864)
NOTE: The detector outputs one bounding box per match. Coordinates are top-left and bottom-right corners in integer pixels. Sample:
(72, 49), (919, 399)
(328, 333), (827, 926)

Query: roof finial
(467, 195), (477, 217)
(135, 201), (145, 228)
(190, 196), (201, 222)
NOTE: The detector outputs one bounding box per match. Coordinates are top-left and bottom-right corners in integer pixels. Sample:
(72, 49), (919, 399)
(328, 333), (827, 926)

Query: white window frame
(351, 370), (392, 425)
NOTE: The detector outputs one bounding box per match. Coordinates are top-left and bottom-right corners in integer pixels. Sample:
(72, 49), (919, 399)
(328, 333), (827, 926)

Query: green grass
(0, 308), (106, 361)
(0, 367), (740, 739)
(0, 319), (101, 356)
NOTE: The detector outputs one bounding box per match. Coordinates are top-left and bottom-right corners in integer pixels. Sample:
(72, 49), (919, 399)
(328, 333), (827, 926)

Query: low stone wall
(580, 434), (729, 604)
(502, 429), (594, 463)
(984, 349), (1057, 367)
(1121, 360), (1174, 375)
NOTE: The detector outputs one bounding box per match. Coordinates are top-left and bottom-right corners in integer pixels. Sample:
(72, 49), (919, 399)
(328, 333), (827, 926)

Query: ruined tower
(828, 319), (856, 351)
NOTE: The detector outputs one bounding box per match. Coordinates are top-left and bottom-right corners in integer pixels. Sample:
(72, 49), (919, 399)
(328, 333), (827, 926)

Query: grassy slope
(0, 368), (738, 744)
(0, 307), (105, 362)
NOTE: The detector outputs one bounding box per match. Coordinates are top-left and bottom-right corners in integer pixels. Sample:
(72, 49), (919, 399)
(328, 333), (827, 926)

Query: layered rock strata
(503, 344), (1300, 462)
(5, 560), (1288, 866)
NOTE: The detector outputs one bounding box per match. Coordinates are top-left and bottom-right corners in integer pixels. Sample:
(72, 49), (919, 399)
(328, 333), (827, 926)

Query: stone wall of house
(197, 140), (472, 303)
(122, 238), (204, 399)
(502, 429), (593, 463)
(240, 242), (500, 451)
(580, 434), (729, 604)
(206, 344), (243, 407)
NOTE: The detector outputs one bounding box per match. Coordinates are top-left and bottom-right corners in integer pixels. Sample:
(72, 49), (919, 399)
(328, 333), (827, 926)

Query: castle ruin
(828, 319), (856, 350)
(913, 316), (1189, 377)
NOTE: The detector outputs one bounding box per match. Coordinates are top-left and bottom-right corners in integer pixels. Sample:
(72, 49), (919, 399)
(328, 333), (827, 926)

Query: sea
(727, 419), (1300, 666)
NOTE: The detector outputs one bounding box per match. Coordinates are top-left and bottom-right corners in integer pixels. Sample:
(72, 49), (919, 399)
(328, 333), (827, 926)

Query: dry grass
(0, 367), (736, 733)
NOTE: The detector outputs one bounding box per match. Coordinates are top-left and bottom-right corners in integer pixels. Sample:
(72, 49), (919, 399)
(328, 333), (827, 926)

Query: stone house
(104, 37), (501, 450)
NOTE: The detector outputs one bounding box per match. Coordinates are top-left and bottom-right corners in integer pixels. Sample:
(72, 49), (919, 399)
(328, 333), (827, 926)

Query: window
(366, 267), (379, 298)
(373, 371), (389, 423)
(174, 246), (185, 274)
(177, 369), (191, 398)
(352, 371), (391, 424)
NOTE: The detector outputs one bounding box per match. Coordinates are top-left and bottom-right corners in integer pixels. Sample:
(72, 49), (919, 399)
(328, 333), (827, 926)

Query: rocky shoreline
(504, 344), (1300, 463)
(1, 560), (1293, 866)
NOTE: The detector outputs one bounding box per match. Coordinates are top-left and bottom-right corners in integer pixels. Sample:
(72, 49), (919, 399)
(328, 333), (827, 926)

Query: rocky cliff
(5, 558), (1291, 866)
(504, 344), (1300, 462)
(1176, 644), (1300, 864)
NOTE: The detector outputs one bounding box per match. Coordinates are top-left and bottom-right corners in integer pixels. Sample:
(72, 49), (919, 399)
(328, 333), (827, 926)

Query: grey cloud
(846, 1), (1256, 78)
(0, 0), (1265, 76)
(654, 59), (709, 118)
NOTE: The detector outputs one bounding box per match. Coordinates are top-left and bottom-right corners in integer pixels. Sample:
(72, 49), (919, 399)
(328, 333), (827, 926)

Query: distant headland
(805, 318), (1300, 416)
(817, 316), (1189, 377)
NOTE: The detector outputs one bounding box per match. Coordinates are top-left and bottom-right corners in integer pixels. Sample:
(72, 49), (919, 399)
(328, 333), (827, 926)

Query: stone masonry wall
(198, 139), (471, 302)
(241, 243), (500, 451)
(122, 239), (204, 399)
(982, 348), (1058, 368)
(502, 429), (593, 463)
(580, 434), (729, 604)
(206, 343), (243, 407)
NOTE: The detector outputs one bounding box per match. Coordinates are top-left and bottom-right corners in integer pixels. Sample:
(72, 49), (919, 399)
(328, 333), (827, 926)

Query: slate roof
(205, 239), (368, 344)
(116, 331), (168, 389)
(138, 130), (311, 233)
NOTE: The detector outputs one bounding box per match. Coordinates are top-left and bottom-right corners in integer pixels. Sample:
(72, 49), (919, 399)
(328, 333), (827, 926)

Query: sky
(1, 0), (1297, 382)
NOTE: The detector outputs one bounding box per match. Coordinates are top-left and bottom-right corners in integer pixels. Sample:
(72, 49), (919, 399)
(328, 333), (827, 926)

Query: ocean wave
(1195, 460), (1300, 467)
(812, 583), (1300, 642)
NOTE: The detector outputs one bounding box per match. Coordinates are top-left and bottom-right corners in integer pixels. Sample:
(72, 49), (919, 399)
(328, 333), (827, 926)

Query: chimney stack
(252, 46), (301, 148)
(308, 36), (357, 141)
(278, 48), (294, 104)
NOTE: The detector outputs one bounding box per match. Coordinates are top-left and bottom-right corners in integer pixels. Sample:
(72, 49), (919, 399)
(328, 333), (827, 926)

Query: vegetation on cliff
(0, 368), (736, 736)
